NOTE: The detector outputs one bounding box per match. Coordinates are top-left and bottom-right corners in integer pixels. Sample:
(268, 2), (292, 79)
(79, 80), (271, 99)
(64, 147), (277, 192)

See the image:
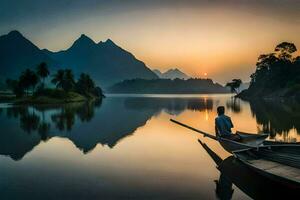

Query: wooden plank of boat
(233, 145), (300, 187)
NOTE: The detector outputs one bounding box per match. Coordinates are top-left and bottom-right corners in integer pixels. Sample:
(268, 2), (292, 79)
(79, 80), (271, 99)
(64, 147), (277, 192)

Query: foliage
(6, 62), (103, 100)
(248, 42), (300, 93)
(19, 69), (39, 95)
(226, 79), (242, 94)
(51, 69), (75, 92)
(75, 73), (104, 97)
(63, 69), (76, 92)
(36, 62), (50, 86)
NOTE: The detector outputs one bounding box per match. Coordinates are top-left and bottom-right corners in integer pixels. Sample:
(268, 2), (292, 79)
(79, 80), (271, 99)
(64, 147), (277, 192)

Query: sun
(204, 72), (208, 76)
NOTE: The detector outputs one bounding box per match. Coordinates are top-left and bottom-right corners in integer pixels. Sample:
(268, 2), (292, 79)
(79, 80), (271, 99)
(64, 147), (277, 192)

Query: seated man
(215, 106), (240, 141)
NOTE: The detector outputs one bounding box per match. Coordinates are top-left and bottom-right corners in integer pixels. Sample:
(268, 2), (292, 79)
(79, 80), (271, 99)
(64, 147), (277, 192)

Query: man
(215, 106), (240, 140)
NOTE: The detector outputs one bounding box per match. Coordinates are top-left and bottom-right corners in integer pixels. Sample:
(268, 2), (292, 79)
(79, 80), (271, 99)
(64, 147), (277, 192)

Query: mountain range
(0, 31), (158, 88)
(152, 68), (190, 80)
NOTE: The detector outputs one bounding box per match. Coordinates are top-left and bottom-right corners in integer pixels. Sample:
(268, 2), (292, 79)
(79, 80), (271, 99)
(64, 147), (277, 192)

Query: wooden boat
(233, 145), (300, 188)
(198, 139), (300, 197)
(170, 119), (300, 153)
(170, 119), (268, 153)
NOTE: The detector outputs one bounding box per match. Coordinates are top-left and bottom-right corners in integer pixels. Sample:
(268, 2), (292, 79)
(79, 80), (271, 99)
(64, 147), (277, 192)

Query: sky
(1, 0), (300, 83)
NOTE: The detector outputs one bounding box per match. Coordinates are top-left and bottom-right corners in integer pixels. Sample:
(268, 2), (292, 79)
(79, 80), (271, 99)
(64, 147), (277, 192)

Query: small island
(237, 42), (300, 101)
(2, 62), (104, 104)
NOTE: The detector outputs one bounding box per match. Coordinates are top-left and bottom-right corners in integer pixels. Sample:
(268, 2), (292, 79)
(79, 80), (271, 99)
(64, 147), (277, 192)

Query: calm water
(0, 94), (299, 199)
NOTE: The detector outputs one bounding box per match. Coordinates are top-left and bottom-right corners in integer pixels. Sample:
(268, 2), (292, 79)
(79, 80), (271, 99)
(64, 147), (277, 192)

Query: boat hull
(233, 145), (300, 188)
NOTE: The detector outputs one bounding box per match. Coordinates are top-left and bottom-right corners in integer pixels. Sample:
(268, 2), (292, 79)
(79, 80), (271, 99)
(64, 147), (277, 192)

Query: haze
(1, 0), (300, 83)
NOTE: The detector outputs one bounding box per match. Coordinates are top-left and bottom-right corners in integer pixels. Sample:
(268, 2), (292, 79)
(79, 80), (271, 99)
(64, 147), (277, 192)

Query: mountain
(0, 30), (57, 80)
(153, 68), (190, 80)
(44, 35), (158, 87)
(152, 69), (163, 77)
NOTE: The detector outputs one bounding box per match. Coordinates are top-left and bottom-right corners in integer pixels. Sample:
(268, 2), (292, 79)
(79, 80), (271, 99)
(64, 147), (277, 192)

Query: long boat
(198, 139), (300, 197)
(233, 144), (300, 188)
(170, 119), (268, 153)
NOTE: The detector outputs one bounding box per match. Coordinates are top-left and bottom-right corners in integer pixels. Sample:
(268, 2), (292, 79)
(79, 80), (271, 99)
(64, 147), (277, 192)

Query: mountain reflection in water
(0, 95), (299, 161)
(0, 95), (300, 199)
(0, 97), (213, 160)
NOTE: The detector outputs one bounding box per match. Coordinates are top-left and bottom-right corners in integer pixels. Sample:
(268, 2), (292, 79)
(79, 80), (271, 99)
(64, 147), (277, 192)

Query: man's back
(215, 114), (233, 136)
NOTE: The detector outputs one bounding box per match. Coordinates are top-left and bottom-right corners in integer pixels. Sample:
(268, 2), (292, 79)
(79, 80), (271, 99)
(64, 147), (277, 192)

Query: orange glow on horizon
(23, 5), (300, 84)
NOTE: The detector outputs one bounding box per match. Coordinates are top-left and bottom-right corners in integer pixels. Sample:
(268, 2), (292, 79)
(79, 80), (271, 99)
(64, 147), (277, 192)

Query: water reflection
(1, 95), (300, 199)
(0, 95), (300, 161)
(249, 100), (300, 141)
(0, 97), (214, 160)
(226, 97), (242, 113)
(124, 97), (213, 115)
(199, 139), (299, 199)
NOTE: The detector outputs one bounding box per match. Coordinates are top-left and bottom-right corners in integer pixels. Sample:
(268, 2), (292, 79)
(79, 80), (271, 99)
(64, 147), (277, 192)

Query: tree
(19, 69), (39, 96)
(51, 70), (65, 89)
(36, 62), (50, 87)
(63, 69), (75, 92)
(76, 73), (95, 95)
(275, 42), (297, 61)
(51, 69), (75, 92)
(226, 79), (242, 94)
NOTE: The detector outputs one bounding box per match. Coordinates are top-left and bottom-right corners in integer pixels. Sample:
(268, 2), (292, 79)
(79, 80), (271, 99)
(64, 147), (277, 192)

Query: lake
(0, 94), (299, 199)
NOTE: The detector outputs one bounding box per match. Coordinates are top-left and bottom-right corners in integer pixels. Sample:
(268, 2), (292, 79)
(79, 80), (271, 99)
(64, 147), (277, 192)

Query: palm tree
(76, 73), (95, 94)
(36, 62), (50, 87)
(51, 70), (65, 89)
(19, 69), (39, 96)
(63, 69), (75, 92)
(226, 79), (242, 94)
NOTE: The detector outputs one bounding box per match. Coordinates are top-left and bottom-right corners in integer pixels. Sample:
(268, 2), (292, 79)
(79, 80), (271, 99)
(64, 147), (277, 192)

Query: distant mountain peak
(0, 30), (26, 41)
(102, 38), (118, 48)
(105, 38), (115, 44)
(68, 34), (96, 51)
(166, 68), (181, 73)
(152, 68), (190, 80)
(7, 30), (23, 37)
(77, 34), (95, 44)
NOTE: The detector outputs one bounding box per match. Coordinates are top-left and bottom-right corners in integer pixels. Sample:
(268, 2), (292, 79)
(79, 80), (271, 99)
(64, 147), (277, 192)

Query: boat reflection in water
(198, 139), (299, 199)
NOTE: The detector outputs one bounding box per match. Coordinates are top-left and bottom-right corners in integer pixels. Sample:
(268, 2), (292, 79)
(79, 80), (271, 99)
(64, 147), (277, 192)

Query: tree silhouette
(63, 69), (75, 92)
(275, 42), (297, 61)
(52, 69), (75, 92)
(226, 79), (242, 94)
(76, 73), (95, 95)
(36, 62), (50, 87)
(51, 69), (65, 89)
(19, 69), (39, 96)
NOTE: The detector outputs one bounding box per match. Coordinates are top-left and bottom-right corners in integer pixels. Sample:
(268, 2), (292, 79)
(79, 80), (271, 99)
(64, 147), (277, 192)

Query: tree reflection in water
(1, 96), (300, 161)
(249, 100), (300, 141)
(226, 97), (242, 113)
(0, 97), (214, 160)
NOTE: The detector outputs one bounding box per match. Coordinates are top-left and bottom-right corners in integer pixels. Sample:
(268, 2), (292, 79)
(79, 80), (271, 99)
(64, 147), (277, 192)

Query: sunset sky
(1, 0), (300, 83)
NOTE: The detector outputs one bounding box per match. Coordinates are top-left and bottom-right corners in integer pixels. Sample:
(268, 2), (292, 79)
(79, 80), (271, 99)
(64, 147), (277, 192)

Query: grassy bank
(1, 89), (102, 105)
